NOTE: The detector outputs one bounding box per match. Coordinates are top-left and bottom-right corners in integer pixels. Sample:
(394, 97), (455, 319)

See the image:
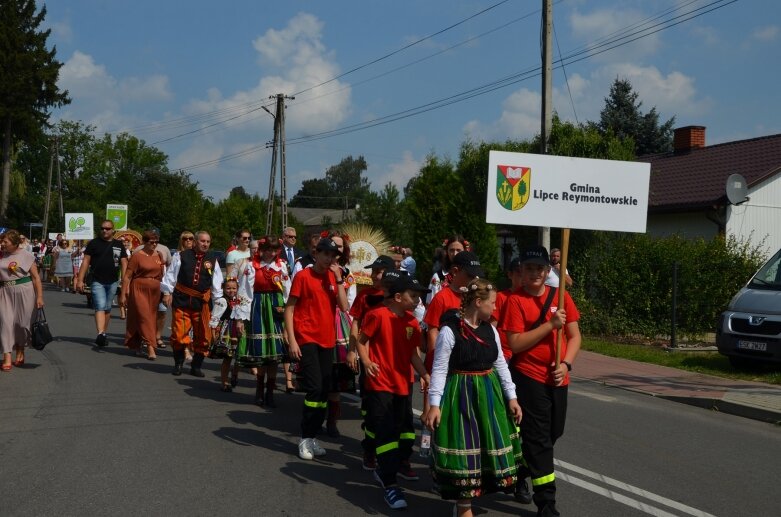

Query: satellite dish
(726, 174), (749, 205)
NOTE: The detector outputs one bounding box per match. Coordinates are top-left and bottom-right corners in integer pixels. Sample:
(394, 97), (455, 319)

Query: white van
(716, 248), (781, 367)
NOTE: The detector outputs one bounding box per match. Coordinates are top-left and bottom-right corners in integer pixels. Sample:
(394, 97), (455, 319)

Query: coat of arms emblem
(496, 165), (530, 211)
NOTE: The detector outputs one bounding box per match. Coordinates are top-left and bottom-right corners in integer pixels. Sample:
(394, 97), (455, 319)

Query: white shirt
(161, 252), (223, 300)
(427, 325), (517, 407)
(545, 266), (569, 288)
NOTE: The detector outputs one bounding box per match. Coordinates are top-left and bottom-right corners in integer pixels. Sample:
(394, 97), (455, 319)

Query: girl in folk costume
(425, 278), (523, 517)
(209, 274), (252, 392)
(324, 230), (357, 437)
(245, 235), (290, 408)
(426, 234), (470, 304)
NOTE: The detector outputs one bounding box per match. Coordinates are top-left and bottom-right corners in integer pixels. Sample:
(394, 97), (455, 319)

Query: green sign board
(106, 204), (128, 230)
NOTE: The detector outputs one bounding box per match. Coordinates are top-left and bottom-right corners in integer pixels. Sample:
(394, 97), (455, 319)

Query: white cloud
(752, 25), (779, 42)
(57, 51), (172, 131)
(461, 64), (708, 144)
(374, 151), (422, 189)
(52, 20), (73, 44)
(569, 8), (661, 60)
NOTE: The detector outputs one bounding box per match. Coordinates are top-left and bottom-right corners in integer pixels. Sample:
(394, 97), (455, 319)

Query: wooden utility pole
(539, 0), (553, 250)
(265, 94), (294, 235)
(42, 136), (55, 239)
(55, 135), (64, 224)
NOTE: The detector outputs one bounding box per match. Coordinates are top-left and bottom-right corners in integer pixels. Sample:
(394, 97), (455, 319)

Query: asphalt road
(1, 286), (779, 516)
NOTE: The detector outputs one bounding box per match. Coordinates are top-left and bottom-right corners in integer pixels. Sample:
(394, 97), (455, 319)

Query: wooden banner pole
(555, 228), (570, 367)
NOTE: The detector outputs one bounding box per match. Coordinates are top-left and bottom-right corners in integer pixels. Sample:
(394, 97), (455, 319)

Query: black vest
(173, 249), (217, 310)
(443, 315), (499, 372)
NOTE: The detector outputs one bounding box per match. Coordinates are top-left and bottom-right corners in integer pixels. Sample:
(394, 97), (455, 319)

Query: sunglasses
(148, 240), (159, 244)
(182, 237), (194, 241)
(101, 227), (114, 231)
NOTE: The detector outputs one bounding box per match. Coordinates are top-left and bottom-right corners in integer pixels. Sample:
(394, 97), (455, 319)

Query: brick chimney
(673, 126), (706, 152)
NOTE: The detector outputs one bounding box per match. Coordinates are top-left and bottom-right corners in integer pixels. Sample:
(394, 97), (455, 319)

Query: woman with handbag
(119, 230), (164, 360)
(0, 230), (45, 371)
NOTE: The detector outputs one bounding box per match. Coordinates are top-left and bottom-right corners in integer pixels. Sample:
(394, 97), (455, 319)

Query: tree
(0, 0), (70, 224)
(597, 78), (675, 156)
(289, 155), (371, 208)
(354, 182), (407, 245)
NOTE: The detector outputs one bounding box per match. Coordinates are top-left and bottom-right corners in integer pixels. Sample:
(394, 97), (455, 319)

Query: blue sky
(45, 0), (780, 201)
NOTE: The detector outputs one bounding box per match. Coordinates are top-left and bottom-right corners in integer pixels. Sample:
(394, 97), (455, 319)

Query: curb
(574, 377), (781, 425)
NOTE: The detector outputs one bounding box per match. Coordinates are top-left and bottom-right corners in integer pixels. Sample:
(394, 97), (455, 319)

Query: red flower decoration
(320, 230), (330, 238)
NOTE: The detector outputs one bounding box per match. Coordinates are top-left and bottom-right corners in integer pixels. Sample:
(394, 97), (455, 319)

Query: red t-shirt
(423, 287), (462, 371)
(289, 267), (338, 348)
(493, 288), (513, 360)
(361, 306), (422, 396)
(350, 286), (384, 322)
(500, 286), (580, 386)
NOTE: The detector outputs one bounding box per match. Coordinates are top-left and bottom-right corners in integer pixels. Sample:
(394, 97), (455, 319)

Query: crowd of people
(0, 222), (581, 517)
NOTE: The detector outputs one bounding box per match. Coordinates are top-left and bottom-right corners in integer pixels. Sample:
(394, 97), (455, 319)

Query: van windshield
(749, 249), (781, 290)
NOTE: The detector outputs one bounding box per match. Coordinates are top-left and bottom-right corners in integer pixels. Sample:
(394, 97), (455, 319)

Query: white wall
(727, 173), (781, 257)
(646, 212), (720, 240)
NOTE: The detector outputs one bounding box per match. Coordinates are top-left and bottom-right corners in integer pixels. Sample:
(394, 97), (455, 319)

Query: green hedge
(569, 233), (766, 340)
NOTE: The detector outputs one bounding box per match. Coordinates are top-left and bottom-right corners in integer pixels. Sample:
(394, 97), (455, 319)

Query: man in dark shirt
(75, 220), (128, 346)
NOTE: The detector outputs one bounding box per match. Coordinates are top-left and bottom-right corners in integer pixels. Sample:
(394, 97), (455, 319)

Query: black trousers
(299, 344), (333, 438)
(365, 391), (415, 487)
(512, 370), (568, 508)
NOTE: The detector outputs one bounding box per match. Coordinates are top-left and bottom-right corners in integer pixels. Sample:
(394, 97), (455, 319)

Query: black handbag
(31, 307), (53, 350)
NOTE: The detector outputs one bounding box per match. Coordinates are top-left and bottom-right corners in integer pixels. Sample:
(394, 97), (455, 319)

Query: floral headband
(321, 229), (350, 242)
(458, 283), (493, 293)
(443, 237), (470, 249)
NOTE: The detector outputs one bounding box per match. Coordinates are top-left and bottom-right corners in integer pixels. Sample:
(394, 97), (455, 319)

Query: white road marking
(555, 460), (717, 517)
(556, 471), (680, 517)
(342, 394), (716, 517)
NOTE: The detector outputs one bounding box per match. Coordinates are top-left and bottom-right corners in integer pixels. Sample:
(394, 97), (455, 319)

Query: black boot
(172, 349), (185, 376)
(190, 353), (206, 377)
(255, 383), (265, 407)
(264, 381), (276, 408)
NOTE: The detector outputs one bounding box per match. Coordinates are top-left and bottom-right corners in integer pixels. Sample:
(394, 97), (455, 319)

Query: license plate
(737, 340), (767, 351)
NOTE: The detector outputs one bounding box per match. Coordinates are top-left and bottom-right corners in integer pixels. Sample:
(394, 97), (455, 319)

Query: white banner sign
(64, 213), (95, 240)
(486, 151), (650, 233)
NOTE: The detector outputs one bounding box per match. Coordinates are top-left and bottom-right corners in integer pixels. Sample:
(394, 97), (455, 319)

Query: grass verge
(582, 338), (781, 385)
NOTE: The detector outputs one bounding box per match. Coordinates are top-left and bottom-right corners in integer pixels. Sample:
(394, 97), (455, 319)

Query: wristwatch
(562, 360), (572, 372)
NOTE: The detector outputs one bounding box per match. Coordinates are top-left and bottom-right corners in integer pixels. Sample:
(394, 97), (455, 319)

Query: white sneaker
(311, 439), (326, 457)
(298, 438), (314, 460)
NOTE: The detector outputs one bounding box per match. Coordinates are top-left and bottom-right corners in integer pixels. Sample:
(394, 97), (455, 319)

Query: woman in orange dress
(119, 230), (164, 360)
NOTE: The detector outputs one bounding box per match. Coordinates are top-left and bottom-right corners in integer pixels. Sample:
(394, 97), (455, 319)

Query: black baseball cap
(383, 269), (431, 295)
(365, 255), (395, 270)
(452, 251), (485, 278)
(315, 238), (341, 255)
(519, 245), (550, 266)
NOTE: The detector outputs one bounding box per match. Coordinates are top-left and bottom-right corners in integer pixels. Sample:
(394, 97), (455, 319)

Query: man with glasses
(281, 226), (302, 276)
(75, 220), (128, 347)
(162, 231), (223, 377)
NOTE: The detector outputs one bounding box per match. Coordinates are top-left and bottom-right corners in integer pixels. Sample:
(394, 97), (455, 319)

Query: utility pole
(42, 136), (55, 239)
(539, 0), (553, 250)
(55, 135), (64, 225)
(264, 93), (294, 235)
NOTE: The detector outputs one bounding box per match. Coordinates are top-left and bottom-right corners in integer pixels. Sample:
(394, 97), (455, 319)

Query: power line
(118, 0), (515, 138)
(174, 0), (736, 172)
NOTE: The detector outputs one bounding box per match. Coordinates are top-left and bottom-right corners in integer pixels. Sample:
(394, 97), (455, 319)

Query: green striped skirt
(241, 291), (285, 365)
(432, 369), (522, 500)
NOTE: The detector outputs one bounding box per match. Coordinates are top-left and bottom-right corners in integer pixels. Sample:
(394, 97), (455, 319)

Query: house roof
(286, 207), (356, 226)
(638, 133), (781, 212)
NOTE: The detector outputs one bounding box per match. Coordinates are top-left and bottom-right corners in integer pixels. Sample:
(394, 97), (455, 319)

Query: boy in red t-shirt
(500, 245), (581, 517)
(357, 270), (431, 510)
(492, 256), (524, 361)
(348, 255), (395, 470)
(284, 238), (349, 461)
